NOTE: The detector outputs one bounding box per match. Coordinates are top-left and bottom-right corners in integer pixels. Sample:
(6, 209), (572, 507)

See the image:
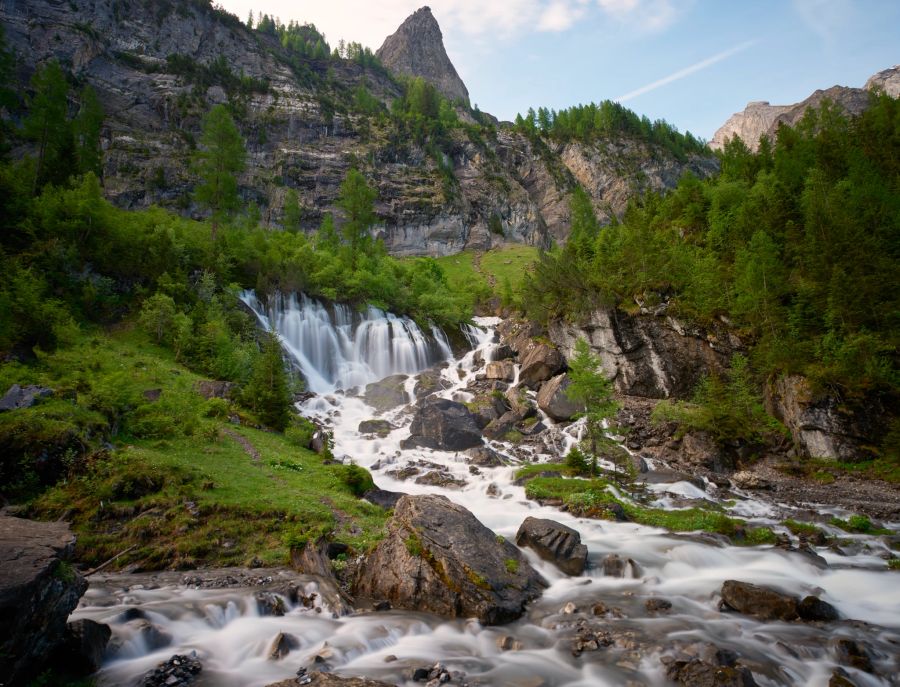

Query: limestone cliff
(1, 0), (714, 255)
(376, 6), (469, 104)
(711, 66), (899, 151)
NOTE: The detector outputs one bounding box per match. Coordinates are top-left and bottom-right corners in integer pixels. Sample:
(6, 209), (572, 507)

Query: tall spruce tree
(193, 104), (246, 239)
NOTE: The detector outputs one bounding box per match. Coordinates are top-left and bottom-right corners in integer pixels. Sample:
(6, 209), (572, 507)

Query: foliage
(241, 330), (293, 431)
(566, 339), (620, 478)
(514, 100), (707, 160)
(652, 354), (784, 447)
(192, 104), (246, 231)
(523, 95), (900, 453)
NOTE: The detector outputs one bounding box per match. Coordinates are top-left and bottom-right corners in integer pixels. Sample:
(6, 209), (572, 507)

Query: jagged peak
(376, 6), (469, 104)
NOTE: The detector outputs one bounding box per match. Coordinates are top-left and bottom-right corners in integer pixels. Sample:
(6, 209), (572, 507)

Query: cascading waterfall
(239, 290), (452, 394)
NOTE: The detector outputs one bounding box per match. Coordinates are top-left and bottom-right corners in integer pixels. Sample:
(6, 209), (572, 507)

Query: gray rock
(515, 517), (588, 575)
(485, 360), (515, 382)
(266, 673), (393, 687)
(0, 516), (87, 685)
(353, 495), (546, 624)
(376, 7), (469, 103)
(362, 489), (406, 510)
(139, 652), (202, 686)
(62, 618), (111, 675)
(267, 631), (299, 660)
(536, 373), (581, 421)
(797, 595), (839, 622)
(358, 419), (396, 437)
(364, 375), (409, 413)
(518, 343), (566, 389)
(401, 398), (483, 451)
(663, 657), (758, 686)
(720, 580), (799, 621)
(0, 384), (53, 412)
(831, 639), (873, 673)
(194, 380), (236, 400)
(466, 446), (505, 467)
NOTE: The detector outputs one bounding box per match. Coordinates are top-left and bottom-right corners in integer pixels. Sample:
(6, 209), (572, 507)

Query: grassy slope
(4, 327), (386, 571)
(432, 244), (539, 302)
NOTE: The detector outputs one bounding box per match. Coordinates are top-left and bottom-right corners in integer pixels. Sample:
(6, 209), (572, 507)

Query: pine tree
(242, 330), (292, 431)
(23, 60), (72, 193)
(282, 188), (302, 232)
(566, 339), (620, 479)
(193, 104), (246, 239)
(336, 168), (376, 262)
(74, 85), (104, 177)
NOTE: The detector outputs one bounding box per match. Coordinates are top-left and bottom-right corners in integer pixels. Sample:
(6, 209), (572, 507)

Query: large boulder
(664, 657), (758, 686)
(518, 342), (566, 389)
(720, 580), (798, 621)
(267, 672), (393, 687)
(353, 495), (546, 624)
(61, 618), (112, 675)
(536, 373), (581, 421)
(515, 517), (588, 575)
(485, 360), (515, 382)
(364, 374), (409, 413)
(401, 398), (483, 451)
(0, 516), (87, 685)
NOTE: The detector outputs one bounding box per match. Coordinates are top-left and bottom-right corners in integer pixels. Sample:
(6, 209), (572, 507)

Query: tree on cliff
(566, 339), (620, 479)
(193, 104), (245, 239)
(23, 60), (73, 193)
(336, 168), (377, 263)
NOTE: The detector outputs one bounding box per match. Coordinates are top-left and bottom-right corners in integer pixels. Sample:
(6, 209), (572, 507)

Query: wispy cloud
(616, 39), (757, 102)
(538, 0), (589, 32)
(791, 0), (854, 43)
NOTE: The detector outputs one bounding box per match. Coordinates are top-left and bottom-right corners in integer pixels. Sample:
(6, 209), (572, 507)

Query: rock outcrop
(353, 494), (546, 624)
(0, 384), (53, 412)
(719, 580), (838, 623)
(711, 66), (899, 151)
(515, 517), (588, 575)
(0, 516), (88, 685)
(536, 373), (581, 421)
(266, 672), (393, 687)
(401, 398), (483, 450)
(376, 7), (469, 104)
(548, 307), (734, 399)
(766, 375), (886, 460)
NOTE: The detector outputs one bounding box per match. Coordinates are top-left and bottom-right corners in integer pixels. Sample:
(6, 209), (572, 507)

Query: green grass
(478, 244), (540, 291)
(829, 515), (892, 535)
(523, 475), (775, 544)
(513, 462), (582, 481)
(783, 519), (823, 537)
(6, 326), (387, 570)
(432, 244), (539, 305)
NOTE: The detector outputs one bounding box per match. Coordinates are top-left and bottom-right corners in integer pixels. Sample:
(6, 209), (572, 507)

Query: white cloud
(616, 40), (757, 102)
(596, 0), (679, 33)
(538, 0), (588, 32)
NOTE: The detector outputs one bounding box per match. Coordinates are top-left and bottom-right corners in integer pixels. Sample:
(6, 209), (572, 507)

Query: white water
(76, 307), (900, 687)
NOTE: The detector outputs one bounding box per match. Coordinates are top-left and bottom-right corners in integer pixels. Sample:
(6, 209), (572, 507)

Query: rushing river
(74, 297), (900, 687)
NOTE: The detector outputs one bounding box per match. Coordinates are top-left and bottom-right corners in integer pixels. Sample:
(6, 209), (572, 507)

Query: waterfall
(239, 291), (453, 394)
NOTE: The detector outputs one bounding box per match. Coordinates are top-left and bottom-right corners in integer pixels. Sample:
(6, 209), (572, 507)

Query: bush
(285, 417), (316, 448)
(337, 463), (374, 497)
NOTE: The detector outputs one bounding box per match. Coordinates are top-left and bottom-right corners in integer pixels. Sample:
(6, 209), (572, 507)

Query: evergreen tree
(282, 188), (302, 232)
(74, 85), (104, 177)
(565, 339), (620, 479)
(336, 168), (376, 261)
(193, 104), (246, 239)
(23, 60), (72, 193)
(242, 330), (292, 431)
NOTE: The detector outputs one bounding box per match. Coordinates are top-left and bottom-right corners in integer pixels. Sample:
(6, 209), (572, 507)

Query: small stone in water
(562, 601), (578, 614)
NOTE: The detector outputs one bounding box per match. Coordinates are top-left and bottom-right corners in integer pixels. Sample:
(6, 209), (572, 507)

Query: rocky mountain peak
(376, 6), (470, 104)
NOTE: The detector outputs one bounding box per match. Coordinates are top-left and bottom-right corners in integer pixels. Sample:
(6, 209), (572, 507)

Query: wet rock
(373, 600), (392, 611)
(601, 554), (639, 578)
(255, 591), (286, 616)
(310, 430), (333, 456)
(268, 631), (299, 660)
(364, 375), (410, 413)
(139, 652), (202, 687)
(491, 344), (516, 361)
(662, 657), (758, 686)
(466, 446), (505, 467)
(591, 601), (608, 616)
(536, 373), (581, 421)
(571, 622), (614, 656)
(518, 342), (566, 389)
(496, 634), (522, 651)
(60, 618), (111, 675)
(0, 516), (87, 685)
(466, 393), (509, 429)
(353, 494), (546, 624)
(505, 386), (537, 419)
(486, 482), (501, 498)
(829, 668), (858, 687)
(645, 598), (672, 613)
(482, 411), (521, 440)
(388, 466), (421, 481)
(194, 380), (236, 400)
(132, 619), (173, 651)
(832, 638), (873, 673)
(362, 489), (406, 510)
(515, 517), (588, 576)
(414, 368), (453, 401)
(797, 595), (839, 622)
(719, 580), (799, 621)
(358, 419), (396, 437)
(485, 360), (515, 381)
(730, 471), (770, 490)
(0, 383), (53, 411)
(415, 471), (467, 489)
(401, 398), (483, 451)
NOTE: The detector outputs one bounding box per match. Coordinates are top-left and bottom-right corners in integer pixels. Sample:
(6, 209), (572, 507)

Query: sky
(217, 0), (899, 140)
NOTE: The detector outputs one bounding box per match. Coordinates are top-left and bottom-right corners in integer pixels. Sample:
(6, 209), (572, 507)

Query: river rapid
(73, 295), (900, 687)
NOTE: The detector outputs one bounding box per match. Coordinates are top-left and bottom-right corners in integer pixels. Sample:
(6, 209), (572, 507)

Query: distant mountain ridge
(711, 65), (900, 151)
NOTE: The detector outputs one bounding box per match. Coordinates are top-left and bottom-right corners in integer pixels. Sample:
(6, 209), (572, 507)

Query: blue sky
(219, 0), (899, 140)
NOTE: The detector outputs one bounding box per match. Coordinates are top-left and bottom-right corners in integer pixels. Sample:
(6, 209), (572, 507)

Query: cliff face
(711, 66), (899, 151)
(2, 0), (715, 256)
(376, 6), (469, 104)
